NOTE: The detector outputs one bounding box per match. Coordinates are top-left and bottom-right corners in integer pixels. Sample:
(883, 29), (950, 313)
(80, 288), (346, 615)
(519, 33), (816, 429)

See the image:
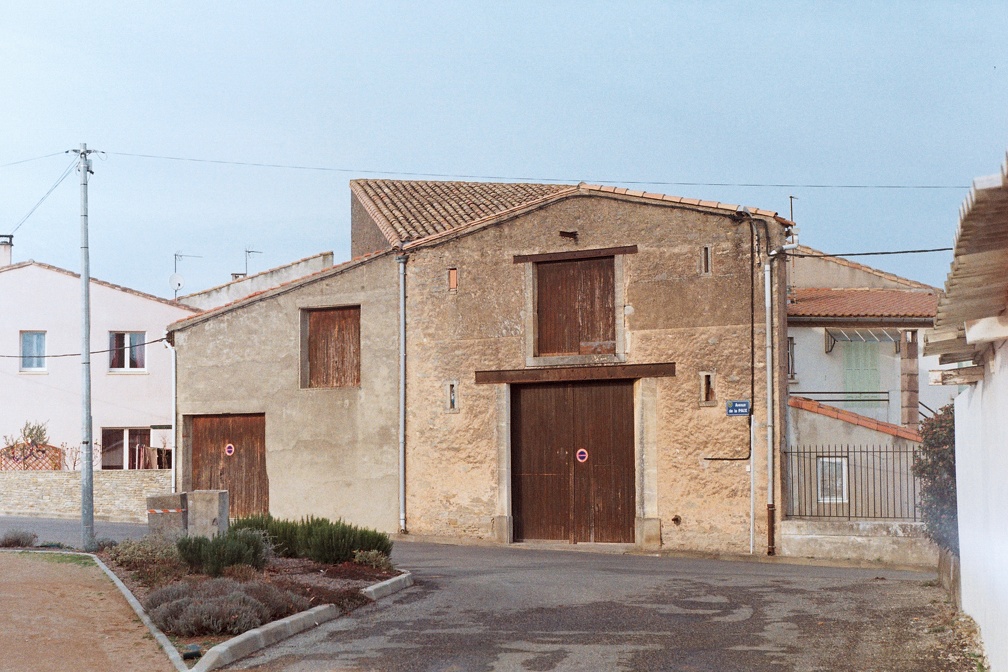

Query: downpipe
(764, 240), (798, 556)
(397, 254), (408, 533)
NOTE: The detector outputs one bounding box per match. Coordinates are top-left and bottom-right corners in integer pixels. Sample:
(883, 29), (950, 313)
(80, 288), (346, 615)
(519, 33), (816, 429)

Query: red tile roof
(788, 396), (921, 442)
(788, 287), (939, 319)
(351, 180), (577, 246)
(351, 179), (792, 248)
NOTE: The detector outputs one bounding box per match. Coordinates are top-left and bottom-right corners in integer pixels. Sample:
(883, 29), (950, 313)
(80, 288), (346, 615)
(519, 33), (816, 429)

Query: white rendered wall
(0, 264), (193, 466)
(955, 339), (1008, 672)
(789, 326), (955, 425)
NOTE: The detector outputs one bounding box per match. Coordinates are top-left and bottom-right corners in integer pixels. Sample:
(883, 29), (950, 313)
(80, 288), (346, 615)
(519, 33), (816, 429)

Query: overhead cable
(108, 151), (970, 190)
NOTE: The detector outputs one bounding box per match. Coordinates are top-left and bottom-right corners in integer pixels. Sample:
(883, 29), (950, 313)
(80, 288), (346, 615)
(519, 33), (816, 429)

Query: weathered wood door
(191, 414), (268, 519)
(512, 381), (634, 543)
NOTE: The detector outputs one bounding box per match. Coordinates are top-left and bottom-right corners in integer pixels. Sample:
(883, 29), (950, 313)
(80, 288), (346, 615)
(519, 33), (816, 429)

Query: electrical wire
(108, 151), (971, 190)
(792, 248), (953, 258)
(0, 336), (167, 360)
(0, 152), (66, 169)
(10, 156), (79, 234)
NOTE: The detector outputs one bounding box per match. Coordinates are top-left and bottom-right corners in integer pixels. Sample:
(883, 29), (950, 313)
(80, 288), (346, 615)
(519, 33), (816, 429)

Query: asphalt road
(0, 514), (147, 548)
(230, 541), (954, 672)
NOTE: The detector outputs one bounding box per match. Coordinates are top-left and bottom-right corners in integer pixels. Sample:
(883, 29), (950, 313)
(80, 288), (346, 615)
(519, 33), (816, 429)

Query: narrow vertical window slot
(448, 268), (458, 292)
(702, 246), (711, 275)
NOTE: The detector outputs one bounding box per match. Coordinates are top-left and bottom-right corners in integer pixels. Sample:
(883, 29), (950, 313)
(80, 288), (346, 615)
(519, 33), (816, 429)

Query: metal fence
(782, 444), (920, 521)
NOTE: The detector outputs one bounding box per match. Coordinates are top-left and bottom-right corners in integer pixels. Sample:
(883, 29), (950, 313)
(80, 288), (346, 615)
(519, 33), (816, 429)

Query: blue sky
(3, 2), (1006, 296)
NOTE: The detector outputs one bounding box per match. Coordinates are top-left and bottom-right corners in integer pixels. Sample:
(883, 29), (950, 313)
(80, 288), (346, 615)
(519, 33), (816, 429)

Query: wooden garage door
(191, 414), (268, 519)
(512, 381), (635, 543)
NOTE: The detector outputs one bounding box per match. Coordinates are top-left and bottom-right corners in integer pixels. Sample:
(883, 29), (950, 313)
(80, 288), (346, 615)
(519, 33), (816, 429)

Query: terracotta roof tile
(349, 179), (792, 250)
(788, 396), (922, 442)
(788, 287), (938, 319)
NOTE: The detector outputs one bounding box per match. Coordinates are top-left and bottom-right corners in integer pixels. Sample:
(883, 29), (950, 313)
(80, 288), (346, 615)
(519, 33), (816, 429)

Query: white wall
(955, 338), (1008, 672)
(0, 264), (194, 466)
(789, 326), (956, 424)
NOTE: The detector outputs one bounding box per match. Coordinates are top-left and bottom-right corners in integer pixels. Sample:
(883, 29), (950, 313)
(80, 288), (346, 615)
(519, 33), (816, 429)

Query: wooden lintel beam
(475, 362), (675, 384)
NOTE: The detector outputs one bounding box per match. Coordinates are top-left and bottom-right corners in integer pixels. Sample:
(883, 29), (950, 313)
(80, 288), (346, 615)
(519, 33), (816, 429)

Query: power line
(793, 248), (953, 258)
(10, 156), (79, 234)
(0, 152), (66, 169)
(108, 151), (971, 190)
(0, 336), (167, 360)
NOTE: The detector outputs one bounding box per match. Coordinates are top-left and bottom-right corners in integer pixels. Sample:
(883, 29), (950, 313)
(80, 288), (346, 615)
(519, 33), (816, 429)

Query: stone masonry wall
(0, 470), (172, 522)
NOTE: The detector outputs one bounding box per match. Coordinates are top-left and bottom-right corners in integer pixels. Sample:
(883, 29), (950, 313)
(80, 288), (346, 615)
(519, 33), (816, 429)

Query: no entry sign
(576, 448), (588, 463)
(224, 443), (235, 457)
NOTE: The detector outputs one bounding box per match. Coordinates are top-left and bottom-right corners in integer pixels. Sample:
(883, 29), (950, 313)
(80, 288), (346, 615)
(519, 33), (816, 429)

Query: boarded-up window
(303, 306), (361, 388)
(536, 257), (615, 356)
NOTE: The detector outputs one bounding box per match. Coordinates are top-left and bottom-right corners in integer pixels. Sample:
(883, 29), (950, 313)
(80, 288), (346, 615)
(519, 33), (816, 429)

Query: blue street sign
(726, 400), (751, 416)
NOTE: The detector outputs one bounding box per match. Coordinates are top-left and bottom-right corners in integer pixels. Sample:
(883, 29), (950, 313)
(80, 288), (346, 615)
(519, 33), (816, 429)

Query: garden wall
(0, 470), (171, 522)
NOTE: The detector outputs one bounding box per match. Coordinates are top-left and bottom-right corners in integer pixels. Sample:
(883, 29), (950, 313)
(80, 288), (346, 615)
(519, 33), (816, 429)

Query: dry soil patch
(0, 551), (174, 672)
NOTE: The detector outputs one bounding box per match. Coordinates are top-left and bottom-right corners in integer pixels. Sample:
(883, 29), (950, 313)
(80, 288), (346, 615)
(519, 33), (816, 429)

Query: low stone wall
(937, 546), (961, 607)
(780, 519), (939, 568)
(0, 470), (172, 523)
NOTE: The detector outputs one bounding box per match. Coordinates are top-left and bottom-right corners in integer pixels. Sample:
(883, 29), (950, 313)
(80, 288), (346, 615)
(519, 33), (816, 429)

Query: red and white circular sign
(224, 443), (235, 457)
(576, 448), (588, 463)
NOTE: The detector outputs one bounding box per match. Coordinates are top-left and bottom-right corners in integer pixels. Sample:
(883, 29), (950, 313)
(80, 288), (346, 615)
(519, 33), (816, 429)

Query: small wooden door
(191, 414), (268, 519)
(512, 381), (634, 543)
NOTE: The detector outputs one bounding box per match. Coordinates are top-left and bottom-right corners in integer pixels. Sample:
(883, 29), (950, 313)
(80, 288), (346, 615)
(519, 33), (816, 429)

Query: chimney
(0, 235), (11, 267)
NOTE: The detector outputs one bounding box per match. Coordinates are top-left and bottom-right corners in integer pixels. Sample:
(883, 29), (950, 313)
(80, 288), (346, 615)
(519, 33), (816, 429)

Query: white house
(779, 247), (957, 567)
(0, 236), (197, 470)
(924, 156), (1008, 672)
(787, 246), (955, 427)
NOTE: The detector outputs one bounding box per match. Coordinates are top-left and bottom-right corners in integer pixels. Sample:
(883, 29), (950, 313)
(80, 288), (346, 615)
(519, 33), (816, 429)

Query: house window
(302, 306), (361, 388)
(701, 246), (712, 275)
(816, 456), (848, 504)
(109, 332), (146, 370)
(20, 331), (46, 371)
(535, 256), (615, 356)
(787, 336), (796, 379)
(700, 371), (716, 405)
(448, 268), (458, 292)
(100, 427), (167, 470)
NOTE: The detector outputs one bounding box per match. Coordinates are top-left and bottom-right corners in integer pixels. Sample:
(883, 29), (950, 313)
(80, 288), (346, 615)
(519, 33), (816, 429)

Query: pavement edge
(192, 570), (414, 672)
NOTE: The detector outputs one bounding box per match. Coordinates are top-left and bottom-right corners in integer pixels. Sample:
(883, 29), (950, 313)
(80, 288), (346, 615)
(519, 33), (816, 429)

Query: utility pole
(73, 143), (97, 552)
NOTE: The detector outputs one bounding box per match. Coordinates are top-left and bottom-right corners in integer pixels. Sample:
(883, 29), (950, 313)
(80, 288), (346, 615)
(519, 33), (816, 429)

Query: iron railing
(782, 444), (920, 521)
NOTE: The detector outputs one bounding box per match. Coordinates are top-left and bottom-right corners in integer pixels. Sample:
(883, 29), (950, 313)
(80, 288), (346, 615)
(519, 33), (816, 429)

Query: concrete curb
(363, 571), (415, 600)
(192, 571), (414, 671)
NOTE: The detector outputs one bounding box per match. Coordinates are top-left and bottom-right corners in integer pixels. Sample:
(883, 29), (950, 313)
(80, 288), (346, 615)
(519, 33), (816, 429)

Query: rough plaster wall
(402, 195), (786, 553)
(350, 193), (393, 258)
(174, 255), (401, 533)
(790, 254), (924, 290)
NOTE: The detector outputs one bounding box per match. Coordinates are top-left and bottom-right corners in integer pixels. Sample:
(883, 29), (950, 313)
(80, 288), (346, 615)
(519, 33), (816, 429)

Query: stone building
(168, 181), (794, 554)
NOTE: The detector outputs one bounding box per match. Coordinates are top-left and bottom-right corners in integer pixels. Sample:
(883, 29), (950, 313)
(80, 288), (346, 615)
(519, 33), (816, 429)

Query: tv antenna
(245, 247), (262, 276)
(171, 250), (201, 299)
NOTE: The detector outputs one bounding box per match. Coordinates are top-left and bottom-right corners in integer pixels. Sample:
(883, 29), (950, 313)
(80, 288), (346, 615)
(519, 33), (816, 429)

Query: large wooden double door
(511, 381), (635, 543)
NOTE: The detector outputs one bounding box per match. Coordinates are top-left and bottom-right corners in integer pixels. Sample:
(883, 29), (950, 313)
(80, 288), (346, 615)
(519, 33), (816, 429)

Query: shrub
(354, 549), (394, 572)
(913, 403), (959, 553)
(94, 537), (118, 551)
(106, 535), (186, 586)
(231, 514), (392, 564)
(144, 578), (309, 637)
(222, 563), (259, 582)
(175, 528), (268, 577)
(0, 529), (38, 548)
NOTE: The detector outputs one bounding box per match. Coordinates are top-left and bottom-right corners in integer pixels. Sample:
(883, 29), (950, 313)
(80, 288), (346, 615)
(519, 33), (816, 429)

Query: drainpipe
(764, 238), (798, 556)
(397, 254), (408, 533)
(168, 334), (177, 494)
